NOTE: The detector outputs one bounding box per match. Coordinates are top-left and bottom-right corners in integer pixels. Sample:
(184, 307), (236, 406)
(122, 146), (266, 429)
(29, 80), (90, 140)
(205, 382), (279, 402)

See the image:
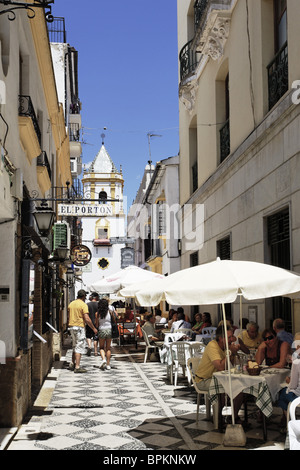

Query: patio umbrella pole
(222, 303), (247, 447)
(221, 303), (235, 425)
(133, 298), (137, 349)
(240, 294), (243, 336)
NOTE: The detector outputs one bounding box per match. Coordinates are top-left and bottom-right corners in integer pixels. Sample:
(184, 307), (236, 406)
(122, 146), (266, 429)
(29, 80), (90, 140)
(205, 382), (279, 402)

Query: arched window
(99, 191), (107, 204)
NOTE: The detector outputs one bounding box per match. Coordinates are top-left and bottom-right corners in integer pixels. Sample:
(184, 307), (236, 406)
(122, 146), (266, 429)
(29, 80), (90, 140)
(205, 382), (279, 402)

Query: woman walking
(97, 298), (112, 370)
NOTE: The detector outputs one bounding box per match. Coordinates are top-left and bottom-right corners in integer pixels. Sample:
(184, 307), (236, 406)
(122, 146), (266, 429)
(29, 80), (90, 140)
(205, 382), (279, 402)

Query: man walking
(68, 289), (98, 373)
(86, 292), (99, 356)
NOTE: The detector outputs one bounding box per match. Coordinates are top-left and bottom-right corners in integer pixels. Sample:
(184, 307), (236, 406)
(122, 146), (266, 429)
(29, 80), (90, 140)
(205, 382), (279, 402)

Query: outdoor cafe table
(209, 367), (290, 440)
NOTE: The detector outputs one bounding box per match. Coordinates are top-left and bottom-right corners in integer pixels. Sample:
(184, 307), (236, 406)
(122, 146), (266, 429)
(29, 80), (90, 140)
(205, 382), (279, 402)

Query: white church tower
(79, 138), (126, 290)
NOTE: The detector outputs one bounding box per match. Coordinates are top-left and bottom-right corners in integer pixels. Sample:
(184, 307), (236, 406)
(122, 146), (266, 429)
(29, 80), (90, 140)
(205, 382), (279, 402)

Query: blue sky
(52, 0), (180, 209)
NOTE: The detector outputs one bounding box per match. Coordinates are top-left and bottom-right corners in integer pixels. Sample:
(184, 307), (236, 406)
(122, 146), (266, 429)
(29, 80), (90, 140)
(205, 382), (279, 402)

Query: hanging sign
(71, 245), (92, 266)
(58, 204), (113, 217)
(121, 247), (135, 269)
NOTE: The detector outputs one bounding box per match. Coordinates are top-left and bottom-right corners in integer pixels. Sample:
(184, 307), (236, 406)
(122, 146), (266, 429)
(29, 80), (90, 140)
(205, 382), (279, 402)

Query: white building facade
(79, 144), (126, 291)
(127, 156), (181, 313)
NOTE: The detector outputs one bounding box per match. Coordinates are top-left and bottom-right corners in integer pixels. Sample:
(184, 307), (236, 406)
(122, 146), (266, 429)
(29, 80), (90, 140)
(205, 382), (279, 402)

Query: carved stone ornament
(202, 17), (230, 61)
(179, 79), (199, 113)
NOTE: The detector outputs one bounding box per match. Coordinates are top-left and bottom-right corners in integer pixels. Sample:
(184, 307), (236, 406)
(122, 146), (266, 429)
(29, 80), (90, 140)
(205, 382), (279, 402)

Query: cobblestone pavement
(6, 341), (287, 452)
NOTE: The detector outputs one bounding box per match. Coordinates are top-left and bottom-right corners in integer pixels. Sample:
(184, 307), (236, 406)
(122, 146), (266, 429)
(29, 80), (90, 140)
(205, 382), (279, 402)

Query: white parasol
(90, 265), (164, 294)
(130, 258), (300, 444)
(90, 266), (164, 346)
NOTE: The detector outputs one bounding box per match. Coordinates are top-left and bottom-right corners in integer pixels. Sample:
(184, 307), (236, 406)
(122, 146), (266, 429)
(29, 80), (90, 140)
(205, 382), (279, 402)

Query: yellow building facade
(0, 5), (71, 427)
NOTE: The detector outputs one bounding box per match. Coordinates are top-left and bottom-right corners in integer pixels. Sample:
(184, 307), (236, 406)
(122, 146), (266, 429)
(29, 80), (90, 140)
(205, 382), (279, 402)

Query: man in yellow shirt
(68, 289), (98, 373)
(195, 325), (244, 424)
(238, 321), (262, 354)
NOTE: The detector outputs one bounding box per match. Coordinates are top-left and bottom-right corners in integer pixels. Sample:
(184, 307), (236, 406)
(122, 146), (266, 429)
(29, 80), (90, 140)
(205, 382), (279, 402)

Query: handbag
(110, 311), (119, 338)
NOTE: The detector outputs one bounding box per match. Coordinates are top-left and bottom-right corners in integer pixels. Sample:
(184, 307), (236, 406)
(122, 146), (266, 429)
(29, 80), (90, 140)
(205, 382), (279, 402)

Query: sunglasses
(263, 335), (275, 342)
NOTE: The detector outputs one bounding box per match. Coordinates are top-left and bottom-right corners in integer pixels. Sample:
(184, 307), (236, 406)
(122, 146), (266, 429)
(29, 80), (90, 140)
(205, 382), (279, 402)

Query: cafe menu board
(71, 245), (92, 266)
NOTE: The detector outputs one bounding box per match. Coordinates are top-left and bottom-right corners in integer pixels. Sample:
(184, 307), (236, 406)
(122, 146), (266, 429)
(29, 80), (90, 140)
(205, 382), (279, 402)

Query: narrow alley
(5, 340), (286, 452)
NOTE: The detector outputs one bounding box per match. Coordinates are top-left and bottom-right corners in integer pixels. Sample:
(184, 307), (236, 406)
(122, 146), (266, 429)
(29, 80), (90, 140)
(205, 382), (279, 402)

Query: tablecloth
(209, 368), (290, 418)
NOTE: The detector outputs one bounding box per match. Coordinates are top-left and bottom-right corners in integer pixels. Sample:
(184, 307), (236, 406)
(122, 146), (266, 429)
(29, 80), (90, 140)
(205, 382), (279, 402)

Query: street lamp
(32, 203), (55, 237)
(66, 266), (75, 288)
(55, 243), (69, 262)
(0, 0), (54, 22)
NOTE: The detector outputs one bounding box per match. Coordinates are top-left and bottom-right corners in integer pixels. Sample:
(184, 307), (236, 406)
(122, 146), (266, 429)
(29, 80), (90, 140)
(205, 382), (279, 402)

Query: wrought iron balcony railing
(179, 39), (200, 82)
(194, 0), (209, 30)
(69, 123), (80, 142)
(18, 95), (41, 145)
(47, 16), (67, 43)
(219, 119), (230, 162)
(267, 42), (288, 110)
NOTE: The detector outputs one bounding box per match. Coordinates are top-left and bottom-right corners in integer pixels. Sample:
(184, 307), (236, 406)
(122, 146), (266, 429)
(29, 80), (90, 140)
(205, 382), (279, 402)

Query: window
(217, 235), (231, 260)
(267, 208), (292, 331)
(99, 191), (107, 204)
(190, 251), (199, 315)
(189, 118), (198, 195)
(190, 251), (198, 268)
(274, 0), (287, 52)
(219, 74), (230, 163)
(217, 235), (231, 319)
(98, 228), (108, 239)
(267, 0), (288, 109)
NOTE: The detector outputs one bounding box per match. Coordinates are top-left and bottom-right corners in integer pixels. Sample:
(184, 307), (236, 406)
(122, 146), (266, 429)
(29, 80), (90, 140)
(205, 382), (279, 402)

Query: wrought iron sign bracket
(0, 0), (54, 22)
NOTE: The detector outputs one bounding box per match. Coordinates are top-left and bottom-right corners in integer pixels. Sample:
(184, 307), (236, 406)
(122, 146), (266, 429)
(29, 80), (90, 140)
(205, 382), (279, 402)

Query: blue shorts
(278, 387), (297, 411)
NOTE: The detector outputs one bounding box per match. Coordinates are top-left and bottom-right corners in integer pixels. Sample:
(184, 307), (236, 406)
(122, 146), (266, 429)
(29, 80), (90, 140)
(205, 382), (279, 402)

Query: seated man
(171, 309), (191, 332)
(238, 321), (262, 354)
(195, 325), (244, 423)
(273, 318), (294, 346)
(142, 314), (163, 343)
(124, 306), (134, 322)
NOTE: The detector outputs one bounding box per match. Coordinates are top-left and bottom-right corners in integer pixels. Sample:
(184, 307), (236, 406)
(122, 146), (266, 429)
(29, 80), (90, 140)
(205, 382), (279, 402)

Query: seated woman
(255, 328), (290, 368)
(168, 310), (178, 330)
(192, 313), (203, 333)
(198, 312), (212, 334)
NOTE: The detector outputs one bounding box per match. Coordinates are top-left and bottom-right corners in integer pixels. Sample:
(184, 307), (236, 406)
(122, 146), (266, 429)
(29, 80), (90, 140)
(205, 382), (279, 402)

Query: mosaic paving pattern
(11, 343), (287, 451)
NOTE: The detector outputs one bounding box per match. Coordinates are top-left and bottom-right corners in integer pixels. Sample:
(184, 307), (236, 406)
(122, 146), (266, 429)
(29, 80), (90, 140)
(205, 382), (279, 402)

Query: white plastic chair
(141, 329), (163, 363)
(170, 341), (190, 386)
(189, 342), (204, 358)
(201, 327), (216, 339)
(174, 328), (194, 337)
(288, 396), (300, 450)
(187, 357), (218, 427)
(289, 396), (300, 420)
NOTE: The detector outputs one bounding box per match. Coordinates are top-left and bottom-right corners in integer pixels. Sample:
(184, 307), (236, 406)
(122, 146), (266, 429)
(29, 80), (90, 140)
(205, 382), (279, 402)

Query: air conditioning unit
(52, 222), (71, 251)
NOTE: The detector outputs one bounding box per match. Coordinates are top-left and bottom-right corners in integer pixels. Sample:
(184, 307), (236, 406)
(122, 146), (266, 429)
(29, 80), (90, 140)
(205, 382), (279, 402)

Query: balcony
(47, 17), (67, 43)
(93, 239), (111, 246)
(179, 0), (233, 84)
(18, 95), (41, 144)
(37, 151), (51, 193)
(267, 42), (288, 110)
(18, 95), (42, 162)
(69, 122), (82, 160)
(179, 39), (200, 83)
(69, 123), (80, 142)
(179, 0), (233, 113)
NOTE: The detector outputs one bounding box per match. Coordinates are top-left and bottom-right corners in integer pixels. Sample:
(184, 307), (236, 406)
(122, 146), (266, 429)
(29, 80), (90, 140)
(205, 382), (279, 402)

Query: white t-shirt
(99, 311), (111, 330)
